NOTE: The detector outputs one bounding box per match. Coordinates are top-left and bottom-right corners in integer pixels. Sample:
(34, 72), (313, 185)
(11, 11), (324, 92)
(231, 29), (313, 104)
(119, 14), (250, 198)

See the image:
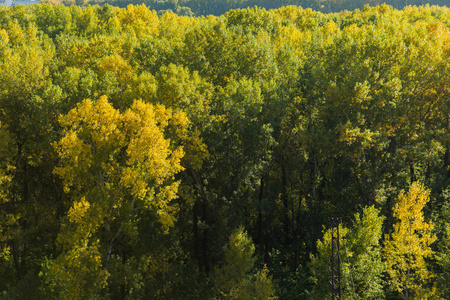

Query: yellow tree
(383, 182), (437, 299)
(47, 96), (188, 298)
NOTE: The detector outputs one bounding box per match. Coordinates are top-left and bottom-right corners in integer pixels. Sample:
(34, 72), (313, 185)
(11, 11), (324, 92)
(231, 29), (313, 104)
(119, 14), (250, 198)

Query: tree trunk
(201, 202), (209, 273)
(263, 174), (270, 264)
(257, 177), (264, 247)
(12, 239), (21, 281)
(190, 170), (210, 273)
(193, 201), (199, 267)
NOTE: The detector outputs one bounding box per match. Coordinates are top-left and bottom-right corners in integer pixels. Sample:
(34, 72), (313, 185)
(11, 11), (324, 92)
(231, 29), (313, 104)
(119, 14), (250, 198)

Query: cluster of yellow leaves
(117, 4), (159, 39)
(384, 182), (437, 298)
(98, 55), (134, 91)
(48, 239), (109, 300)
(54, 95), (187, 232)
(67, 197), (91, 224)
(338, 121), (378, 147)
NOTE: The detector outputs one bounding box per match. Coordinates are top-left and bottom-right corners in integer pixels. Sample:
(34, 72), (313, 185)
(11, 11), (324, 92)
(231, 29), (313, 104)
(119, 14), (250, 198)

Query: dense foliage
(1, 2), (450, 299)
(62, 0), (450, 16)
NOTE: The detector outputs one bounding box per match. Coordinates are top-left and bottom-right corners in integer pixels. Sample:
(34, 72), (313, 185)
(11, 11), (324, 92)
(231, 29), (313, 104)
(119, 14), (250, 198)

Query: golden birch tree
(47, 96), (188, 298)
(383, 182), (437, 299)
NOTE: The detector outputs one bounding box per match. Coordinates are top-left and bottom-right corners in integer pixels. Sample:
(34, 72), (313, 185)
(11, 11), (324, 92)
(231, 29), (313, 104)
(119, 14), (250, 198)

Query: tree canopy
(0, 2), (450, 299)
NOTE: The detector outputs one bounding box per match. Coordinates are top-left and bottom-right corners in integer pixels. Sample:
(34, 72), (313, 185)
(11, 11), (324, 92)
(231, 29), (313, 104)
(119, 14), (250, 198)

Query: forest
(1, 2), (450, 299)
(61, 0), (450, 17)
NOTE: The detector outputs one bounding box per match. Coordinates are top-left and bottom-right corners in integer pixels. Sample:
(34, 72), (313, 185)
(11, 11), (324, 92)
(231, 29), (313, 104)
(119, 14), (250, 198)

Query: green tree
(346, 205), (385, 299)
(433, 189), (450, 299)
(214, 227), (277, 300)
(436, 225), (450, 299)
(309, 223), (349, 299)
(309, 206), (384, 299)
(0, 122), (17, 279)
(0, 19), (64, 293)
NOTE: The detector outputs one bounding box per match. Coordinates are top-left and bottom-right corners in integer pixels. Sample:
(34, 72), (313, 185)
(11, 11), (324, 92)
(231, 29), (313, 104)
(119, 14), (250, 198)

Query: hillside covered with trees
(1, 2), (450, 299)
(62, 0), (450, 16)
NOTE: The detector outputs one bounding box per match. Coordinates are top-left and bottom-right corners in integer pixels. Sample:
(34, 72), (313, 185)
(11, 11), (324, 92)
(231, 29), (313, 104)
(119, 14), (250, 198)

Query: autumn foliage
(1, 3), (450, 299)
